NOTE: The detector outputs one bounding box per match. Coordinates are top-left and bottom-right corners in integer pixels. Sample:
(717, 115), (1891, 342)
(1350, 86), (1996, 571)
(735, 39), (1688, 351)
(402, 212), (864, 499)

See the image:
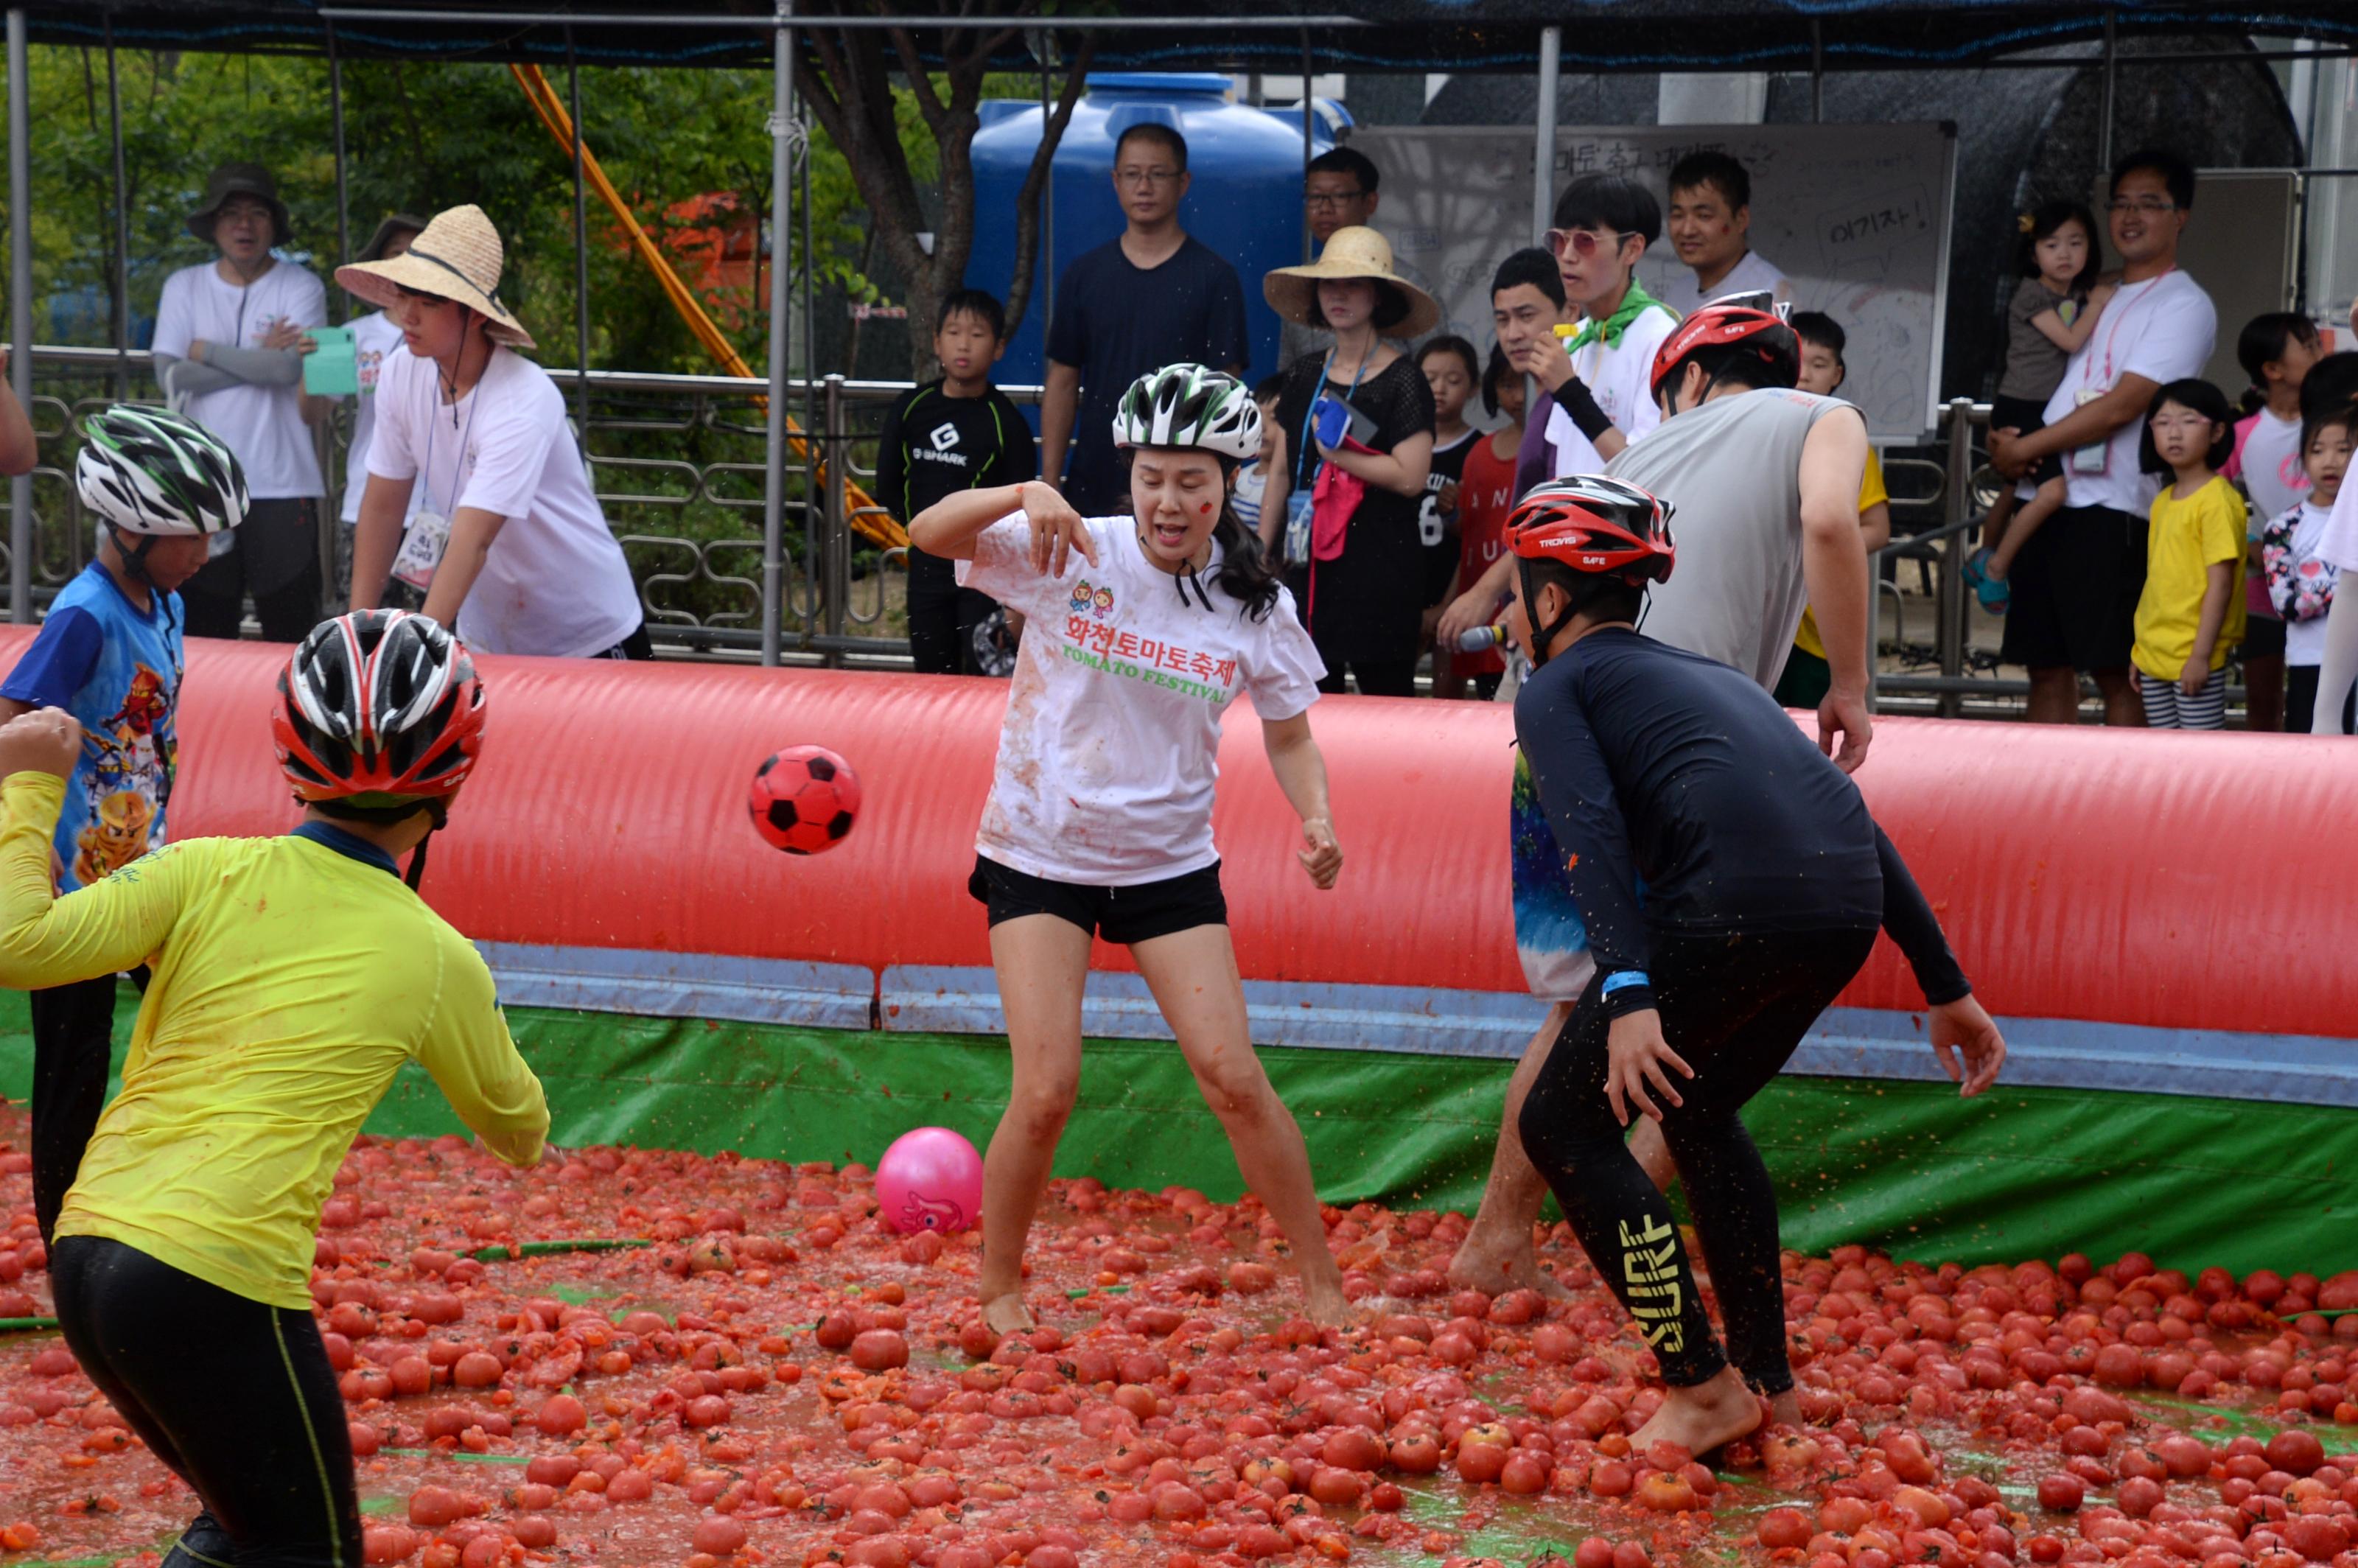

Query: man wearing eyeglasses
(1040, 124), (1250, 516)
(150, 162), (329, 643)
(1989, 150), (2217, 727)
(1280, 147), (1387, 368)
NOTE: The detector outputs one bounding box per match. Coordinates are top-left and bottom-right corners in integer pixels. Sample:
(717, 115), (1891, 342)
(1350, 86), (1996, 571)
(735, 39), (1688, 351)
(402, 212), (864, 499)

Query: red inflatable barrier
(9, 626), (2358, 1040)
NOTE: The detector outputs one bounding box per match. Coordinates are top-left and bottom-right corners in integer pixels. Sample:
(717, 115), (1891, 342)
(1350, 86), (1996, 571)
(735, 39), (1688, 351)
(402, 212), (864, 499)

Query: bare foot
(1768, 1390), (1801, 1429)
(1445, 1237), (1571, 1300)
(1629, 1366), (1764, 1458)
(1303, 1277), (1356, 1327)
(981, 1292), (1037, 1335)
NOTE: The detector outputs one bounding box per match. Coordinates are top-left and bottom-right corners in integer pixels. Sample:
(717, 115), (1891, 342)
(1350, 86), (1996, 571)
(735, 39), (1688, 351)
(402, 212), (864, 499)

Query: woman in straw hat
(1259, 227), (1439, 696)
(150, 161), (329, 643)
(340, 204), (648, 659)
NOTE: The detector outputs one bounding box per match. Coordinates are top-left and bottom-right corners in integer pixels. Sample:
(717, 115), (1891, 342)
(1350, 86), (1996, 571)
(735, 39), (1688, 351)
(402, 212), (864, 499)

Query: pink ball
(875, 1127), (984, 1235)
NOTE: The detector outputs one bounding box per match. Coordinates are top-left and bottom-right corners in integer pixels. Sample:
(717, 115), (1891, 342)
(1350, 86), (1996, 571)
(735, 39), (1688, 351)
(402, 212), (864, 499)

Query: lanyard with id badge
(2070, 270), (2172, 477)
(392, 370), (481, 592)
(1283, 350), (1371, 564)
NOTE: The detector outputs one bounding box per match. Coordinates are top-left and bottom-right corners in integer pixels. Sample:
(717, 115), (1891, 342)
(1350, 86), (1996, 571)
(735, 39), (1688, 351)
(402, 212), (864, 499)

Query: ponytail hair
(1212, 479), (1284, 622)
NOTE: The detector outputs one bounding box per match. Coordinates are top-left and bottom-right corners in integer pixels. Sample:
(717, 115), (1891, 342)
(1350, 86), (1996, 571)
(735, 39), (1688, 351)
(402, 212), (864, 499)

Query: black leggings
(30, 969), (144, 1247)
(51, 1237), (361, 1568)
(1519, 925), (1878, 1393)
(907, 553), (998, 676)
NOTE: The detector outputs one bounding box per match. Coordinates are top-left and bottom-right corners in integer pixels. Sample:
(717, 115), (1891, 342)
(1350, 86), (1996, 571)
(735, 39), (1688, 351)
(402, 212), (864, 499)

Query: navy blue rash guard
(1513, 626), (1970, 1016)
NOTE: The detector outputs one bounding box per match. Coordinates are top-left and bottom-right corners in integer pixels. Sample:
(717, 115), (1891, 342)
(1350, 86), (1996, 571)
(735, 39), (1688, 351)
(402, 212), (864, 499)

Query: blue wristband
(1601, 970), (1651, 997)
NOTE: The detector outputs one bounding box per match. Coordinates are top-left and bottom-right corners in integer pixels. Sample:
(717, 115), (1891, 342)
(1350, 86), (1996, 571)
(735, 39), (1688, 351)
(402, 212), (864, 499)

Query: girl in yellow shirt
(2131, 379), (2246, 729)
(0, 610), (544, 1568)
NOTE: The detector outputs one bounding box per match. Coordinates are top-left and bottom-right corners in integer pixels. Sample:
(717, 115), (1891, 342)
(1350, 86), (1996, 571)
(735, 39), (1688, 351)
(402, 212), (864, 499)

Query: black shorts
(1990, 394), (2064, 488)
(1999, 503), (2145, 673)
(968, 855), (1226, 945)
(2242, 612), (2287, 660)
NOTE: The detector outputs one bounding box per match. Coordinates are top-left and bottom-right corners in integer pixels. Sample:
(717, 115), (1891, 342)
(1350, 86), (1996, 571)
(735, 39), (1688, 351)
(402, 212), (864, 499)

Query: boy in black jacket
(877, 290), (1038, 674)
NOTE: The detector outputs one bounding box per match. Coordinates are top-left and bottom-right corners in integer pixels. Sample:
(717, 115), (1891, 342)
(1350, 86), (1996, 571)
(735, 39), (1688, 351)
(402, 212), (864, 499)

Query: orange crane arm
(508, 63), (906, 552)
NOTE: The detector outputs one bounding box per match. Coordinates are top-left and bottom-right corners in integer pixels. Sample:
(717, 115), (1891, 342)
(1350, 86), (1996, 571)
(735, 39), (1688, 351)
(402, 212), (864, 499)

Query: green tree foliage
(10, 45), (896, 376)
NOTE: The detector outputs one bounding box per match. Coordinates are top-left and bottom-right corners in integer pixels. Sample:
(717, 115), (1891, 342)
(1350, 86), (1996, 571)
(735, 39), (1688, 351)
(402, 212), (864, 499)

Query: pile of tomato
(0, 1112), (2354, 1568)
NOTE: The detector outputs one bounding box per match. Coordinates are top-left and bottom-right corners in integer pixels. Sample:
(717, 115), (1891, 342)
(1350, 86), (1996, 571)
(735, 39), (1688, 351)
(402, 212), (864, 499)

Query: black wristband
(1557, 378), (1614, 444)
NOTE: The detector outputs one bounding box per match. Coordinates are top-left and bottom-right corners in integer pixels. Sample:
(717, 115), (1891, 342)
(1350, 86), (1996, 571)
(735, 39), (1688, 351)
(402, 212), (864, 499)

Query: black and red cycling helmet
(276, 611), (486, 886)
(1506, 476), (1676, 668)
(1648, 302), (1799, 407)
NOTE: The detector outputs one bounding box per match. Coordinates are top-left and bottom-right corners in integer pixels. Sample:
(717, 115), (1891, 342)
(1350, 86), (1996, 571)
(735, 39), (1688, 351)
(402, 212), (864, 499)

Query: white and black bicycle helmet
(1111, 363), (1262, 461)
(74, 405), (250, 538)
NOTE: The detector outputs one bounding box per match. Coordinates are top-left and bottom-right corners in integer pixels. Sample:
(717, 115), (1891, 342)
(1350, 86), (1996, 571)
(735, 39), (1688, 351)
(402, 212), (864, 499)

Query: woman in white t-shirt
(909, 364), (1351, 1334)
(335, 205), (646, 659)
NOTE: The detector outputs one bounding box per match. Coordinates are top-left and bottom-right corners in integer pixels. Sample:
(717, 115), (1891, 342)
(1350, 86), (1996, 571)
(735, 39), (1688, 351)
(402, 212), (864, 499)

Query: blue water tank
(967, 73), (1334, 400)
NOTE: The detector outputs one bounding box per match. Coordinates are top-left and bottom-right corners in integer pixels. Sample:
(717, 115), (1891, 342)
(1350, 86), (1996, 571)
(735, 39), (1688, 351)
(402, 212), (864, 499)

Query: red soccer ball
(748, 746), (861, 855)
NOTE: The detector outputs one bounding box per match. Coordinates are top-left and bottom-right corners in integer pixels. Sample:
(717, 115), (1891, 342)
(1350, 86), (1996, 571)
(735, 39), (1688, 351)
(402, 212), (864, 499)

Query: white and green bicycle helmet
(74, 405), (250, 538)
(1111, 363), (1262, 461)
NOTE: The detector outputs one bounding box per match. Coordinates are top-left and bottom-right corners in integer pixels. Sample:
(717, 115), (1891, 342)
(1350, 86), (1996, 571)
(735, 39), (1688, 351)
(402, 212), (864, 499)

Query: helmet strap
(104, 526), (158, 586)
(1519, 559), (1578, 673)
(403, 801), (452, 892)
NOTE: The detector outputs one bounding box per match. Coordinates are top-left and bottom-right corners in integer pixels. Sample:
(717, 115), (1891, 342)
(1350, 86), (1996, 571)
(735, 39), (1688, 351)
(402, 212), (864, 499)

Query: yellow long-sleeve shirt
(0, 772), (547, 1309)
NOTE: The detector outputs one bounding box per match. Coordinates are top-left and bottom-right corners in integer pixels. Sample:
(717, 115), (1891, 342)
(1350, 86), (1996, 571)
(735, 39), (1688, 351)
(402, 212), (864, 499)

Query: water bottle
(1455, 623), (1511, 653)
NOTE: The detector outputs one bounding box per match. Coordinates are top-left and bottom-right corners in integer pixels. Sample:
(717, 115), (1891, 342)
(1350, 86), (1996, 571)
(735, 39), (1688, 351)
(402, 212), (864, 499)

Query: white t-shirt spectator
(340, 311), (425, 526)
(2236, 407), (2309, 525)
(365, 343), (643, 658)
(1542, 305), (1679, 476)
(2037, 270), (2218, 516)
(1661, 250), (1791, 318)
(957, 514), (1326, 886)
(151, 261), (326, 500)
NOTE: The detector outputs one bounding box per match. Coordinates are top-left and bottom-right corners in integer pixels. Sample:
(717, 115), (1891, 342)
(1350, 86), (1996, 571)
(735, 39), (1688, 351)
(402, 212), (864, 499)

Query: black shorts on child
(968, 855), (1228, 945)
(1990, 393), (2064, 488)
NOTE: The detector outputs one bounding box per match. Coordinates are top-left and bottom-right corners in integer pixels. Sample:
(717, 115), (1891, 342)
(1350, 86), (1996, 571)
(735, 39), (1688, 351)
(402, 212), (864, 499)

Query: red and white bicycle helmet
(274, 610), (486, 811)
(1648, 302), (1799, 407)
(1506, 476), (1676, 667)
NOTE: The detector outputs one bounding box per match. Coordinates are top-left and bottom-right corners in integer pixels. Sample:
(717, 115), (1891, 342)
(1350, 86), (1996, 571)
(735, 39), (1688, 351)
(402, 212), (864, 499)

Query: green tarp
(4, 987), (2351, 1275)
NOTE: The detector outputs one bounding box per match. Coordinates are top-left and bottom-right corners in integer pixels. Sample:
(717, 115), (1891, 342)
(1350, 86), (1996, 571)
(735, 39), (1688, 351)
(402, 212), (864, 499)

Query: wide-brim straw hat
(1263, 226), (1441, 340)
(335, 203), (536, 349)
(187, 161), (291, 247)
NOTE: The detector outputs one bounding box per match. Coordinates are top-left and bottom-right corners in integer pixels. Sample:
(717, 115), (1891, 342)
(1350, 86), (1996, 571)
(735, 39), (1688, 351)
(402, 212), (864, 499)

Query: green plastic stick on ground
(0, 1315), (57, 1332)
(382, 1448), (534, 1464)
(466, 1238), (654, 1263)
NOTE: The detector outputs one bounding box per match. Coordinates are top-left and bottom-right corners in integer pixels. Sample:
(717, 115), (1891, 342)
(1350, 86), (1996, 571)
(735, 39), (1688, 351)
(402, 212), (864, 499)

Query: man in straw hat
(1257, 225), (1441, 695)
(1040, 124), (1250, 516)
(150, 161), (328, 643)
(340, 204), (648, 660)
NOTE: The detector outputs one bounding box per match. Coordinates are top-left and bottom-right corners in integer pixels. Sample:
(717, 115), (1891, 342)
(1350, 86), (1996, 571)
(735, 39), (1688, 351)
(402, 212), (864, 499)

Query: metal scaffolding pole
(2097, 12), (2118, 178)
(1039, 43), (1054, 329)
(106, 21), (131, 400)
(760, 2), (794, 667)
(1531, 25), (1561, 241)
(1301, 27), (1314, 262)
(329, 26), (350, 280)
(567, 32), (592, 438)
(7, 10), (28, 624)
(1811, 19), (1825, 122)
